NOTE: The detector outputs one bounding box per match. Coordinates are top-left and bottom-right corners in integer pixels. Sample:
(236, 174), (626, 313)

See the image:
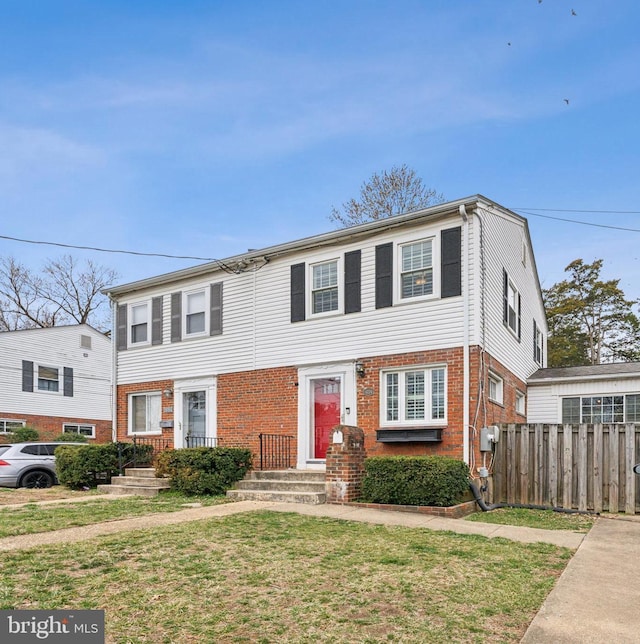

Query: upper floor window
(503, 269), (521, 339)
(37, 365), (60, 393)
(311, 260), (339, 314)
(185, 289), (207, 336)
(400, 239), (433, 299)
(382, 366), (446, 425)
(488, 372), (504, 405)
(561, 394), (640, 423)
(129, 392), (162, 434)
(534, 325), (543, 365)
(130, 302), (149, 345)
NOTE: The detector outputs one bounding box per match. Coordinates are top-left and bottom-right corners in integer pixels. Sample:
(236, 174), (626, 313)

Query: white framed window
(534, 325), (543, 365)
(516, 391), (526, 416)
(0, 419), (25, 433)
(37, 365), (60, 393)
(381, 365), (446, 426)
(129, 392), (162, 434)
(63, 423), (95, 438)
(399, 238), (434, 300)
(311, 259), (339, 315)
(184, 289), (208, 337)
(129, 302), (150, 346)
(488, 373), (504, 405)
(561, 395), (640, 424)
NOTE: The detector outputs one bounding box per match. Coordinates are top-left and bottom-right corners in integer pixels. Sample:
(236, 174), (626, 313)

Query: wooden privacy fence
(492, 424), (640, 514)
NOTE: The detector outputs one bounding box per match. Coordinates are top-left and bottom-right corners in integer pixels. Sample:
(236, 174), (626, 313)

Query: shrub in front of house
(155, 447), (253, 496)
(53, 432), (89, 443)
(55, 442), (154, 488)
(360, 456), (470, 507)
(10, 426), (40, 442)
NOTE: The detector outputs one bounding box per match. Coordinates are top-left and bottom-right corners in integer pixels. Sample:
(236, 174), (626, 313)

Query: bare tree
(0, 255), (118, 332)
(329, 164), (444, 228)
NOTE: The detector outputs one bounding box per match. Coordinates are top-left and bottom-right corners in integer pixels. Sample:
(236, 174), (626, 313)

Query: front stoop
(97, 468), (171, 497)
(227, 470), (326, 504)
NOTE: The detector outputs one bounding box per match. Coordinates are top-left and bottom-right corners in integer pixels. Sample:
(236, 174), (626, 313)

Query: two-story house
(106, 195), (547, 473)
(0, 324), (112, 441)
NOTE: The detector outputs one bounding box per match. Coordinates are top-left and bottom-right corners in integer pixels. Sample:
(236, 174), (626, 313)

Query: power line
(512, 210), (640, 233)
(0, 233), (219, 262)
(512, 207), (640, 214)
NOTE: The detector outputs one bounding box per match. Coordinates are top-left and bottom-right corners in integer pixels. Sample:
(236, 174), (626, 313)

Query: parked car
(0, 442), (85, 488)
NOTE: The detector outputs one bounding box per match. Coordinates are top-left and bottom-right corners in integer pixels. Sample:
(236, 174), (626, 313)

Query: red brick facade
(0, 412), (111, 443)
(114, 345), (526, 468)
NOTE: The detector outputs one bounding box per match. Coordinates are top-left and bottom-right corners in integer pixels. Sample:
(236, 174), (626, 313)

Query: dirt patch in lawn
(0, 486), (96, 506)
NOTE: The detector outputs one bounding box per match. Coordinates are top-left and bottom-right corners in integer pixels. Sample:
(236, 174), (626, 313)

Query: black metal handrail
(185, 436), (219, 448)
(117, 436), (174, 473)
(259, 433), (294, 470)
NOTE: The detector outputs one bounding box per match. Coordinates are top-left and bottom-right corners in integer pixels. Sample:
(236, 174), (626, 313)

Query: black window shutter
(171, 292), (182, 343)
(22, 360), (34, 392)
(533, 320), (538, 361)
(210, 282), (223, 336)
(344, 250), (361, 314)
(116, 304), (128, 351)
(63, 367), (74, 397)
(441, 226), (462, 298)
(375, 243), (393, 309)
(151, 296), (163, 346)
(517, 293), (522, 342)
(502, 269), (508, 328)
(291, 263), (306, 322)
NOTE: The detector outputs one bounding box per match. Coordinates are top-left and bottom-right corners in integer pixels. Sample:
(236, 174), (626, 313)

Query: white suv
(0, 442), (85, 488)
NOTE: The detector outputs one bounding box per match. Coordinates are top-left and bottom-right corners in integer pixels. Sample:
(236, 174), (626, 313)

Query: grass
(466, 507), (595, 532)
(0, 492), (229, 538)
(0, 511), (572, 643)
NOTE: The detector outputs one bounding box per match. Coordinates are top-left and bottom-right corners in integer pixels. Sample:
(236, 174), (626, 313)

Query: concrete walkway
(521, 515), (640, 643)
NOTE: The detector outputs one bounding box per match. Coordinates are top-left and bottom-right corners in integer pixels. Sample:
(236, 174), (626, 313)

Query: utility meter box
(480, 426), (500, 452)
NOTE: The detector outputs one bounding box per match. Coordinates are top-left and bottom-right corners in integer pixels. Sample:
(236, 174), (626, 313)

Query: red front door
(313, 378), (341, 459)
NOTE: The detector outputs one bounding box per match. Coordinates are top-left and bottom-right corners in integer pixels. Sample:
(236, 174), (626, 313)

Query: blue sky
(1, 1), (639, 301)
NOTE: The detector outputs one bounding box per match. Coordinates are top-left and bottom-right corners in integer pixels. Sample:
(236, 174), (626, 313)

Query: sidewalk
(521, 515), (640, 643)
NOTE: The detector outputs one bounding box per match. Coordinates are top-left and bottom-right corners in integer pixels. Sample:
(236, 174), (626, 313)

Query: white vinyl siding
(0, 325), (111, 421)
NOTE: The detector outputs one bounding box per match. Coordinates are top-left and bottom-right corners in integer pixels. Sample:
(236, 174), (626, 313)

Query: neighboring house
(106, 195), (547, 472)
(0, 324), (112, 441)
(527, 362), (640, 424)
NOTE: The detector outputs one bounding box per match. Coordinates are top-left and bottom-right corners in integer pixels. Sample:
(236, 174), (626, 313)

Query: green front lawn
(466, 507), (595, 532)
(0, 511), (572, 642)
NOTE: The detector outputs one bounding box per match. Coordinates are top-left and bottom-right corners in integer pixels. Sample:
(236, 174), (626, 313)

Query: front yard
(0, 510), (572, 642)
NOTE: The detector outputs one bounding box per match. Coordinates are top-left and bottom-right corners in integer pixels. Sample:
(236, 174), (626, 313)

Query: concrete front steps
(227, 470), (326, 504)
(97, 468), (171, 497)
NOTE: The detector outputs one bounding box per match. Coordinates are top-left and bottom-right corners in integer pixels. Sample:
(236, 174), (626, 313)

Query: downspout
(109, 295), (118, 443)
(459, 204), (470, 465)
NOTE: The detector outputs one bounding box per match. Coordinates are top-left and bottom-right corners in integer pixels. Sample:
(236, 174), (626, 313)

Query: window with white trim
(534, 324), (543, 365)
(37, 365), (60, 393)
(488, 373), (503, 405)
(400, 238), (433, 299)
(184, 289), (207, 336)
(311, 260), (339, 314)
(516, 391), (526, 415)
(63, 423), (95, 438)
(561, 394), (640, 423)
(129, 302), (150, 345)
(382, 366), (446, 425)
(0, 419), (25, 433)
(129, 392), (162, 434)
(506, 280), (518, 334)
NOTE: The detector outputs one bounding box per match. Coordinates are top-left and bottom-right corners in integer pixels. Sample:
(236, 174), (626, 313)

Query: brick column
(325, 425), (365, 503)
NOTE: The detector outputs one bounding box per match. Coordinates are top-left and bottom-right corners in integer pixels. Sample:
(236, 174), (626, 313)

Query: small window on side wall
(63, 423), (95, 438)
(516, 391), (526, 416)
(488, 373), (504, 405)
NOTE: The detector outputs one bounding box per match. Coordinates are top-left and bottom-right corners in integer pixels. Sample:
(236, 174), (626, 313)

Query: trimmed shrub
(53, 432), (89, 443)
(360, 456), (470, 507)
(155, 447), (253, 496)
(55, 442), (153, 488)
(10, 426), (40, 442)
